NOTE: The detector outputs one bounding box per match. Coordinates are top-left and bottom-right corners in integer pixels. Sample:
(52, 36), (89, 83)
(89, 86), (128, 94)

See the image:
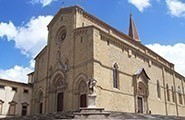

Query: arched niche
(37, 88), (44, 114)
(78, 80), (88, 108)
(73, 73), (88, 108)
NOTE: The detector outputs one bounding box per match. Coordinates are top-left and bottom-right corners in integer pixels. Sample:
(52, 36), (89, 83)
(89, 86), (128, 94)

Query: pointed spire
(128, 14), (140, 42)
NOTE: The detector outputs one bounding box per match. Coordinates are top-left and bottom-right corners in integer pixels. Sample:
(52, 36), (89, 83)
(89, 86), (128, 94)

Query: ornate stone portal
(133, 68), (150, 114)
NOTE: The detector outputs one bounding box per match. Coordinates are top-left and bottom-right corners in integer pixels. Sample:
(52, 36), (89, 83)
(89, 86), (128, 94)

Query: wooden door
(57, 92), (64, 112)
(80, 94), (87, 107)
(137, 97), (143, 113)
(39, 102), (43, 114)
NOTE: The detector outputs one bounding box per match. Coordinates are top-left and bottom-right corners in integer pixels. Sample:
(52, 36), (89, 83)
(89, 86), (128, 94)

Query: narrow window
(60, 16), (63, 21)
(166, 84), (170, 101)
(107, 40), (110, 45)
(21, 105), (28, 116)
(113, 63), (119, 88)
(179, 93), (183, 105)
(157, 80), (161, 98)
(0, 100), (4, 115)
(178, 86), (183, 105)
(80, 37), (83, 43)
(9, 101), (17, 115)
(171, 86), (175, 102)
(38, 91), (43, 114)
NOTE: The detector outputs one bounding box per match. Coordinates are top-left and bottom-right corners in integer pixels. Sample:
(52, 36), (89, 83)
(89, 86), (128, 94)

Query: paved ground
(109, 112), (185, 120)
(1, 111), (185, 120)
(0, 111), (74, 120)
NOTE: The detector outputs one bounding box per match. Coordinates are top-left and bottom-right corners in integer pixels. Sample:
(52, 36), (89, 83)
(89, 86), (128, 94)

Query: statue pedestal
(74, 93), (110, 119)
(74, 108), (110, 119)
(87, 93), (96, 108)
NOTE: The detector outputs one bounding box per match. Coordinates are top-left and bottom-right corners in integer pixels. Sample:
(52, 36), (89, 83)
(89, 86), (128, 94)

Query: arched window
(178, 86), (183, 105)
(157, 80), (161, 98)
(178, 93), (183, 104)
(171, 86), (175, 102)
(166, 84), (170, 101)
(38, 91), (43, 114)
(79, 81), (87, 107)
(9, 101), (17, 115)
(113, 63), (119, 88)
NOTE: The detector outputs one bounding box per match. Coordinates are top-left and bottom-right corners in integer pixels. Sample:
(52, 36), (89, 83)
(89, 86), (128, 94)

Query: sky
(0, 0), (185, 83)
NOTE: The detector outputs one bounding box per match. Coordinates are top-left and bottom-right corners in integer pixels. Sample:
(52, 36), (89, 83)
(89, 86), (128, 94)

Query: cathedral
(29, 5), (185, 116)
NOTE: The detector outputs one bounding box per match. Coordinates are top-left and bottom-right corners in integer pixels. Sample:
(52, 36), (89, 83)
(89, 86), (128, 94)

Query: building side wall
(92, 26), (185, 115)
(31, 47), (48, 114)
(0, 82), (32, 118)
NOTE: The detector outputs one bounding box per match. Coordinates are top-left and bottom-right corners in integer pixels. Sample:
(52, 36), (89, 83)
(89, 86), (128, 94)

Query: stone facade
(0, 79), (32, 118)
(30, 5), (185, 116)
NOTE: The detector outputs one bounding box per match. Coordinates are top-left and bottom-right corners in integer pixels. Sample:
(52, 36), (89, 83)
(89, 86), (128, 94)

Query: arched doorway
(49, 70), (67, 113)
(78, 80), (88, 108)
(57, 92), (64, 111)
(38, 91), (43, 114)
(137, 82), (147, 113)
(54, 76), (66, 112)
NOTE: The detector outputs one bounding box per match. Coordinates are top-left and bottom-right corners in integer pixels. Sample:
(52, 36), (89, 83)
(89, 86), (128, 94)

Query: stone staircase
(74, 107), (110, 119)
(1, 111), (185, 120)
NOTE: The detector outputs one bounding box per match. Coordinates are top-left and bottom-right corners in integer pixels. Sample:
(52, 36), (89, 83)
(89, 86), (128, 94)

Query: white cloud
(0, 15), (53, 57)
(0, 21), (17, 40)
(128, 0), (151, 12)
(146, 43), (185, 76)
(31, 0), (57, 7)
(0, 65), (32, 83)
(15, 16), (52, 57)
(166, 0), (185, 17)
(0, 15), (53, 82)
(29, 59), (35, 69)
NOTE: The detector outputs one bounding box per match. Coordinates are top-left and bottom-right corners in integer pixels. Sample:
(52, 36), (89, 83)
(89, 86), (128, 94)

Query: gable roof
(134, 68), (150, 80)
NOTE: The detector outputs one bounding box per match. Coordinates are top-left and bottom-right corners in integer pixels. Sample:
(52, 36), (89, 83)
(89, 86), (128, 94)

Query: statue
(87, 76), (97, 94)
(48, 66), (52, 79)
(64, 58), (69, 71)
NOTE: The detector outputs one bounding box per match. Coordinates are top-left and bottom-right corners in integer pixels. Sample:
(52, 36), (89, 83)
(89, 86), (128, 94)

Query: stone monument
(87, 76), (97, 108)
(74, 76), (110, 119)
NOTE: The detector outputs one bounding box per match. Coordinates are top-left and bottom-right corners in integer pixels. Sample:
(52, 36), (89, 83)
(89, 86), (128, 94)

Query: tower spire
(128, 14), (140, 42)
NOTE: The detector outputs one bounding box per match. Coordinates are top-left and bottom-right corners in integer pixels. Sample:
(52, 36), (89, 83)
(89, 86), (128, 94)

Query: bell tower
(128, 14), (140, 42)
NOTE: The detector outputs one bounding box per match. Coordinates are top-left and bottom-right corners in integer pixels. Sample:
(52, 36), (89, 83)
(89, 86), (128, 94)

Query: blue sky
(0, 0), (185, 83)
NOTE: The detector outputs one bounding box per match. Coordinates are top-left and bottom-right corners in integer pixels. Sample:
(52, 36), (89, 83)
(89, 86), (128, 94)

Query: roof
(0, 78), (32, 87)
(134, 68), (150, 80)
(27, 71), (34, 76)
(129, 14), (140, 42)
(34, 46), (47, 60)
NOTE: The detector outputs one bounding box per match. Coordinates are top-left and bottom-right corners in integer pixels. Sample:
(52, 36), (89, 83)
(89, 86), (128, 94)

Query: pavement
(1, 111), (185, 120)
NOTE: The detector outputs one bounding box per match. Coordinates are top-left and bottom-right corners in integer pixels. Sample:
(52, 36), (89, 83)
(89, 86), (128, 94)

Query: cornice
(34, 46), (47, 60)
(0, 78), (32, 87)
(89, 26), (185, 80)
